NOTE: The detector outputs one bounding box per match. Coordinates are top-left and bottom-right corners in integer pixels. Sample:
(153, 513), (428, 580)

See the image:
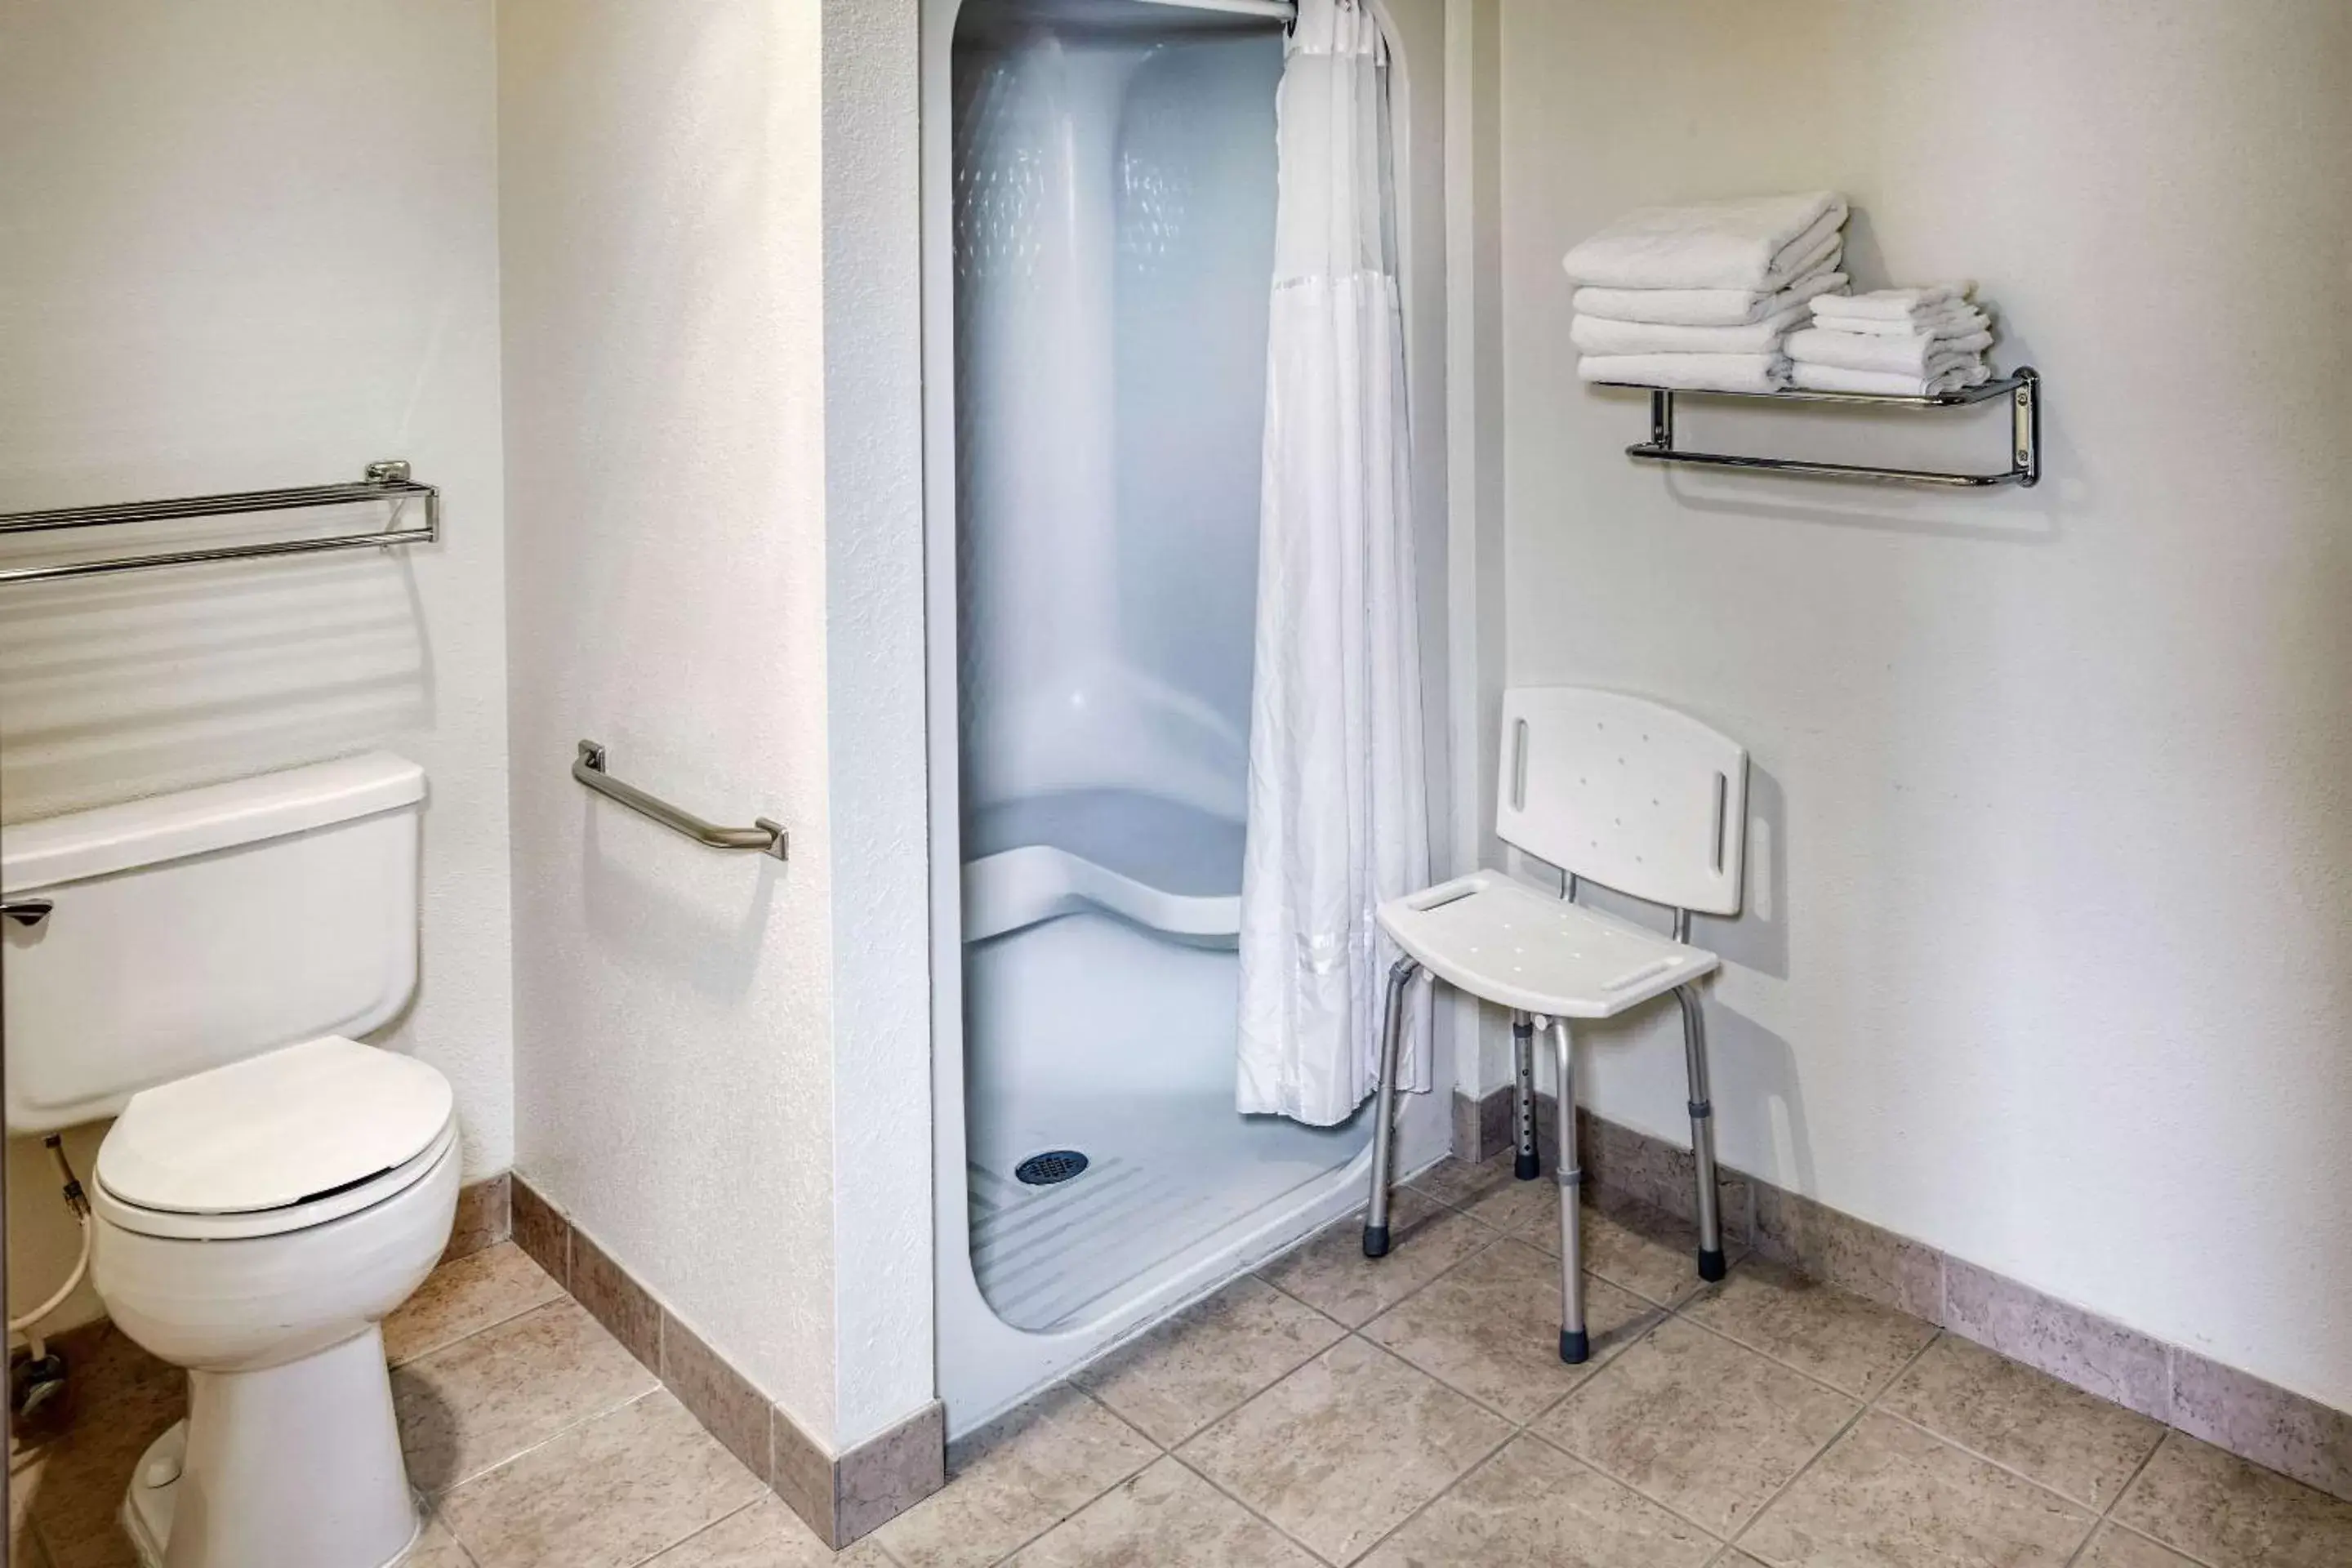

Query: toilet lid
(96, 1037), (455, 1216)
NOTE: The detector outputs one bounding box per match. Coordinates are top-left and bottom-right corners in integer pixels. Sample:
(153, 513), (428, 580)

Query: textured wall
(498, 0), (840, 1440)
(820, 0), (937, 1448)
(1497, 0), (2352, 1411)
(0, 0), (514, 1330)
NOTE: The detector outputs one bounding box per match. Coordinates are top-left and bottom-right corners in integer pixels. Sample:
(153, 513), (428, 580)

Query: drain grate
(1014, 1149), (1089, 1187)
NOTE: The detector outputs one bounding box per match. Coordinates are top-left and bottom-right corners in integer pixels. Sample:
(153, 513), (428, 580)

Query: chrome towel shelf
(0, 460), (438, 584)
(1606, 367), (2040, 488)
(573, 741), (788, 862)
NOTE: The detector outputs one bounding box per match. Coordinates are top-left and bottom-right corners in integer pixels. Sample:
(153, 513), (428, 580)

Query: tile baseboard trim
(442, 1173), (513, 1264)
(510, 1174), (945, 1546)
(1454, 1083), (2352, 1503)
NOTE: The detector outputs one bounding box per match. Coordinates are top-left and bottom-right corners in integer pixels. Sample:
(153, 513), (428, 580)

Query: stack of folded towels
(1563, 191), (1848, 393)
(1785, 285), (1994, 396)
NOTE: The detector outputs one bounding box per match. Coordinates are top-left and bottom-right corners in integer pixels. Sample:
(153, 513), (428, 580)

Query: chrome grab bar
(572, 740), (787, 861)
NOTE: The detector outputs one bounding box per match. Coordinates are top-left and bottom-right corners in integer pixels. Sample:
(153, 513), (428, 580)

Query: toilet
(2, 753), (456, 1568)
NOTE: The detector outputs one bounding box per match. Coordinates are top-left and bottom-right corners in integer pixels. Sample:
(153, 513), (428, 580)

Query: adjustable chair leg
(1549, 1017), (1589, 1363)
(1675, 984), (1726, 1282)
(1512, 1012), (1539, 1180)
(1362, 959), (1420, 1258)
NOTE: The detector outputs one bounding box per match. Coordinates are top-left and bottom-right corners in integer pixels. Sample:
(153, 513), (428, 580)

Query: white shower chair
(1361, 686), (1748, 1362)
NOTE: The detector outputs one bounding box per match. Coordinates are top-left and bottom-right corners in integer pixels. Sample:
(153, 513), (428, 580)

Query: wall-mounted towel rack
(0, 460), (438, 584)
(1607, 368), (2040, 489)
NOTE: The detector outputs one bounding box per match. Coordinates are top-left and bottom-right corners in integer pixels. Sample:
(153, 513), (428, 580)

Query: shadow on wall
(577, 801), (782, 1006)
(0, 510), (433, 822)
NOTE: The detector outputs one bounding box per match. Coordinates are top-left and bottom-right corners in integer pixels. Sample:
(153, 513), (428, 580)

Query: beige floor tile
(1878, 1334), (2163, 1509)
(1738, 1411), (2094, 1568)
(1257, 1189), (1497, 1327)
(1004, 1456), (1319, 1567)
(1073, 1276), (1345, 1446)
(408, 1517), (478, 1566)
(644, 1496), (897, 1566)
(1362, 1240), (1660, 1423)
(1357, 1435), (1717, 1568)
(1477, 1186), (1715, 1307)
(1178, 1335), (1509, 1565)
(1536, 1318), (1856, 1538)
(1407, 1152), (1519, 1210)
(24, 1371), (182, 1568)
(384, 1242), (566, 1367)
(392, 1298), (659, 1493)
(2112, 1432), (2352, 1568)
(436, 1390), (764, 1568)
(1464, 1168), (1557, 1235)
(873, 1386), (1158, 1568)
(2073, 1523), (2203, 1568)
(1680, 1261), (1935, 1399)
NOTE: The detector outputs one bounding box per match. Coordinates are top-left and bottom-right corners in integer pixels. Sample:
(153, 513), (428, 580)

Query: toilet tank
(1, 753), (425, 1134)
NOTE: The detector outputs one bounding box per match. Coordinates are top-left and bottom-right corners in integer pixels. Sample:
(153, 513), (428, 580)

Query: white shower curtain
(1236, 0), (1428, 1126)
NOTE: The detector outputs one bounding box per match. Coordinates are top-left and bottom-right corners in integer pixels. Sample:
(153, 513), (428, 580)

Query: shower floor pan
(960, 789), (1368, 1332)
(967, 1089), (1362, 1330)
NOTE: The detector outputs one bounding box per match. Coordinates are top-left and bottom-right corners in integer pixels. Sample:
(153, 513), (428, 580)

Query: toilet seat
(94, 1037), (456, 1242)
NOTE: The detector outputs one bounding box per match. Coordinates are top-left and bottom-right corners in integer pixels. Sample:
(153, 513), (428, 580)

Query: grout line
(430, 1383), (666, 1503)
(1869, 1404), (2110, 1522)
(1329, 1423), (1523, 1567)
(972, 1385), (1162, 1568)
(1716, 1325), (1946, 1555)
(1167, 1445), (1362, 1566)
(617, 1494), (764, 1568)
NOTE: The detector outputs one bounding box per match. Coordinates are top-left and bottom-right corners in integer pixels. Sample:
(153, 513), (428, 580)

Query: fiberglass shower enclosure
(925, 0), (1451, 1429)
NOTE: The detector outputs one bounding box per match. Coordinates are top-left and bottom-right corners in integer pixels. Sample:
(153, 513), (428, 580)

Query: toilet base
(118, 1330), (424, 1568)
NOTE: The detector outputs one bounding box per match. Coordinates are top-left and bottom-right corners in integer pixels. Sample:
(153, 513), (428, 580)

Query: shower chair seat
(1359, 686), (1750, 1364)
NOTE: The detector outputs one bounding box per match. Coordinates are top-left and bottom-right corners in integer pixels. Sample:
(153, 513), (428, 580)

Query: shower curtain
(1236, 0), (1428, 1126)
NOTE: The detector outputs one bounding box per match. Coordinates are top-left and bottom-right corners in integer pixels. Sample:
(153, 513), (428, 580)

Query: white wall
(818, 0), (937, 1448)
(499, 0), (838, 1439)
(501, 0), (936, 1452)
(1497, 1), (2352, 1411)
(0, 0), (512, 1330)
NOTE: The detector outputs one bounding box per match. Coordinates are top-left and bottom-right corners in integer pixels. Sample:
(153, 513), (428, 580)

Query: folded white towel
(1793, 360), (1993, 398)
(1579, 352), (1790, 394)
(1785, 326), (1995, 376)
(1570, 303), (1811, 357)
(1573, 265), (1847, 328)
(1810, 283), (1976, 324)
(1561, 192), (1848, 292)
(1821, 303), (1991, 339)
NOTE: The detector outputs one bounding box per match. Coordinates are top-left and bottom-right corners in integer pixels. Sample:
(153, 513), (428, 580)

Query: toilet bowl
(91, 1036), (460, 1568)
(0, 751), (452, 1567)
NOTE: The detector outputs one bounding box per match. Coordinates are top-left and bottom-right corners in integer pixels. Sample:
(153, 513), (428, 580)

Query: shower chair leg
(1549, 1016), (1588, 1363)
(1361, 959), (1420, 1258)
(1512, 1012), (1539, 1180)
(1676, 983), (1727, 1281)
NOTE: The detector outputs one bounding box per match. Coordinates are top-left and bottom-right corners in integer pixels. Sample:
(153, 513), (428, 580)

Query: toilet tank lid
(0, 752), (424, 894)
(96, 1037), (455, 1217)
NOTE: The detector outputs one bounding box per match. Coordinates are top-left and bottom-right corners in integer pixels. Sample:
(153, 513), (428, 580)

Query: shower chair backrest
(1494, 686), (1748, 920)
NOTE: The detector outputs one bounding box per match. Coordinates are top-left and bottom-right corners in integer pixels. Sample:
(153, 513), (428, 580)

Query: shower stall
(924, 0), (1454, 1429)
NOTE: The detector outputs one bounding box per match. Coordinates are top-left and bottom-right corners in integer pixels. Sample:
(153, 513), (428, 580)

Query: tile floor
(15, 1152), (2352, 1567)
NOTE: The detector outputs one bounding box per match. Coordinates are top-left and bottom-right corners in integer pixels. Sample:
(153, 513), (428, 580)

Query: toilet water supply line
(9, 1135), (94, 1359)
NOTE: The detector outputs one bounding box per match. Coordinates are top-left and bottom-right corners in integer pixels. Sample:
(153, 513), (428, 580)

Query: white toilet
(2, 753), (457, 1568)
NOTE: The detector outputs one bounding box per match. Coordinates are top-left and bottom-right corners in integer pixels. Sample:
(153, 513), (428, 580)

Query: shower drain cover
(1014, 1150), (1089, 1187)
